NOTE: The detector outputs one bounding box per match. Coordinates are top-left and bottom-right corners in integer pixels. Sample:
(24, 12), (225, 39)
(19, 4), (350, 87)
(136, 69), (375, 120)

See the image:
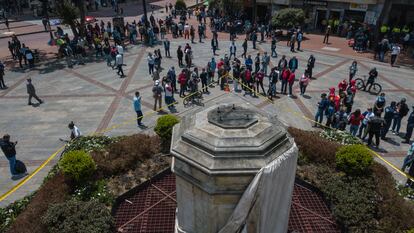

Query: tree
(74, 0), (86, 37)
(272, 8), (305, 29)
(55, 0), (80, 37)
(374, 0), (392, 45)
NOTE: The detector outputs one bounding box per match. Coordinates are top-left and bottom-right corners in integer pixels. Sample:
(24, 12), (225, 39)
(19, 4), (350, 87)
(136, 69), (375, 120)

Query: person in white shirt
(147, 53), (155, 75)
(115, 53), (124, 77)
(116, 44), (123, 56)
(229, 41), (237, 59)
(390, 44), (401, 67)
(68, 121), (82, 140)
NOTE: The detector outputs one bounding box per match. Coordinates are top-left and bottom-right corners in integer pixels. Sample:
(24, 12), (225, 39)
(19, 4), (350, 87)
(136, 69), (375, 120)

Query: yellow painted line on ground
(0, 75), (226, 203)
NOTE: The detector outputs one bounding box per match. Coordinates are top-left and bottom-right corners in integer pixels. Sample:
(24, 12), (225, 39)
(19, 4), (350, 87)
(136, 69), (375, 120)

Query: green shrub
(59, 150), (96, 182)
(154, 115), (179, 151)
(0, 194), (34, 232)
(335, 145), (373, 175)
(320, 129), (362, 145)
(320, 174), (378, 231)
(73, 179), (114, 206)
(64, 135), (116, 154)
(288, 127), (340, 166)
(271, 8), (305, 29)
(41, 199), (114, 233)
(175, 0), (187, 11)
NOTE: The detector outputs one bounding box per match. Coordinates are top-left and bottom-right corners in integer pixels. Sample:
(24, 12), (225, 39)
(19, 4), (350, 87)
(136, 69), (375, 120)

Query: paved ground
(0, 0), (414, 207)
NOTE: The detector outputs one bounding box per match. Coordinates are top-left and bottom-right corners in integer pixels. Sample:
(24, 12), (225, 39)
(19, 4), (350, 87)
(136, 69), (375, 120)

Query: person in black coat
(0, 134), (18, 176)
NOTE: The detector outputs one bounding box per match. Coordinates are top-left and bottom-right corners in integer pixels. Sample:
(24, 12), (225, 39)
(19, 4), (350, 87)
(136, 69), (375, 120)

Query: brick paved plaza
(1, 1), (414, 207)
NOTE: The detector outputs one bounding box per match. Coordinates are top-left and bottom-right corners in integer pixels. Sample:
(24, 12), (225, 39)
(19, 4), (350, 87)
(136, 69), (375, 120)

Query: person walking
(392, 98), (409, 134)
(134, 91), (144, 127)
(402, 106), (414, 144)
(296, 29), (303, 51)
(26, 78), (43, 105)
(229, 41), (237, 59)
(0, 61), (6, 89)
(349, 109), (364, 136)
(314, 93), (329, 127)
(163, 38), (171, 57)
(382, 101), (396, 140)
(254, 53), (260, 73)
(287, 70), (295, 97)
(115, 52), (125, 77)
(349, 61), (358, 82)
(367, 112), (385, 148)
(290, 33), (296, 52)
(242, 39), (248, 58)
(390, 43), (401, 67)
(152, 80), (163, 111)
(323, 25), (331, 44)
(299, 72), (310, 95)
(0, 134), (24, 177)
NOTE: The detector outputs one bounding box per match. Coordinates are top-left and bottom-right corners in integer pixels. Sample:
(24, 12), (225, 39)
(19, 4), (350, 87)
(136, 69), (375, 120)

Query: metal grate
(114, 170), (339, 233)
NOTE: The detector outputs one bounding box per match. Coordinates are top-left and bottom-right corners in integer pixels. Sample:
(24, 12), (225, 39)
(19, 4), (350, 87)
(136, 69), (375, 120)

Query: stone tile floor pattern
(0, 36), (413, 207)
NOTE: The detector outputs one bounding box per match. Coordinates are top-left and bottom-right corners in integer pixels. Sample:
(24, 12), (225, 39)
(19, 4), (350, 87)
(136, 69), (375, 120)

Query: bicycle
(183, 91), (204, 107)
(354, 75), (382, 95)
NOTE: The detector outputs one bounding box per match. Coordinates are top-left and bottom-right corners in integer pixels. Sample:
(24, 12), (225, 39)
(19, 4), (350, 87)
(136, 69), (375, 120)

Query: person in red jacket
(256, 69), (266, 96)
(288, 71), (296, 97)
(338, 79), (347, 93)
(178, 69), (187, 97)
(347, 79), (357, 95)
(281, 68), (290, 94)
(328, 87), (335, 101)
(349, 109), (364, 136)
(217, 58), (224, 70)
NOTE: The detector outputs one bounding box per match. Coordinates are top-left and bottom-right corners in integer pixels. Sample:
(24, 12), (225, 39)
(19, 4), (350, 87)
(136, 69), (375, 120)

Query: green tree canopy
(272, 8), (305, 29)
(55, 0), (80, 37)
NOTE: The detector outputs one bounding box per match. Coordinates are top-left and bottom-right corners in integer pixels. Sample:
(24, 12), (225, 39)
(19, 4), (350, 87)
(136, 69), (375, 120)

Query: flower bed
(289, 127), (414, 232)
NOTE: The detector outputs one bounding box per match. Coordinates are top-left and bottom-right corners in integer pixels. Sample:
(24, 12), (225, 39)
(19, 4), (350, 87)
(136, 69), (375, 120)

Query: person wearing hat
(26, 78), (43, 105)
(152, 80), (163, 111)
(402, 106), (414, 144)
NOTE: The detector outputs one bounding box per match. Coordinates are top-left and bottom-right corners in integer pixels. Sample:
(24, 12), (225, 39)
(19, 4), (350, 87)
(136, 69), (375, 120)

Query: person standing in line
(178, 69), (187, 97)
(299, 71), (310, 96)
(198, 23), (203, 43)
(177, 46), (184, 67)
(200, 68), (208, 93)
(242, 39), (248, 58)
(147, 52), (155, 75)
(254, 53), (260, 73)
(323, 25), (331, 44)
(278, 55), (287, 71)
(0, 61), (6, 89)
(152, 80), (163, 111)
(115, 52), (125, 77)
(229, 41), (236, 59)
(381, 101), (396, 140)
(390, 43), (401, 67)
(358, 107), (374, 139)
(26, 78), (43, 105)
(349, 61), (358, 82)
(134, 92), (144, 127)
(5, 18), (10, 31)
(287, 70), (295, 97)
(392, 98), (409, 135)
(0, 134), (24, 178)
(306, 55), (315, 79)
(280, 67), (290, 95)
(348, 109), (364, 136)
(211, 37), (218, 56)
(163, 38), (171, 57)
(164, 80), (175, 111)
(367, 112), (385, 148)
(255, 69), (266, 96)
(314, 93), (329, 127)
(261, 52), (270, 76)
(271, 37), (277, 58)
(402, 106), (414, 144)
(288, 56), (298, 73)
(245, 55), (253, 71)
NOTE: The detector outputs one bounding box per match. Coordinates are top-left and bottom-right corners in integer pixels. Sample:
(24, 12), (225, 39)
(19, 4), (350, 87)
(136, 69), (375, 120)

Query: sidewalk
(0, 20), (50, 39)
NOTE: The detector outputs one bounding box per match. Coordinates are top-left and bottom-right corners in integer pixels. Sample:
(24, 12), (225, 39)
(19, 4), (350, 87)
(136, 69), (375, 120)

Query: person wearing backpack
(0, 134), (26, 177)
(392, 98), (409, 134)
(367, 112), (386, 148)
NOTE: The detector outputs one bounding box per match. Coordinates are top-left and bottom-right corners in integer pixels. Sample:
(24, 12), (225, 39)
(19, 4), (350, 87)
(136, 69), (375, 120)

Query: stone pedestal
(171, 104), (297, 233)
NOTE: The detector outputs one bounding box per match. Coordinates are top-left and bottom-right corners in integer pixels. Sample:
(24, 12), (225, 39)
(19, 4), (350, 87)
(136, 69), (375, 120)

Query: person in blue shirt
(245, 55), (253, 71)
(314, 93), (329, 127)
(133, 92), (144, 127)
